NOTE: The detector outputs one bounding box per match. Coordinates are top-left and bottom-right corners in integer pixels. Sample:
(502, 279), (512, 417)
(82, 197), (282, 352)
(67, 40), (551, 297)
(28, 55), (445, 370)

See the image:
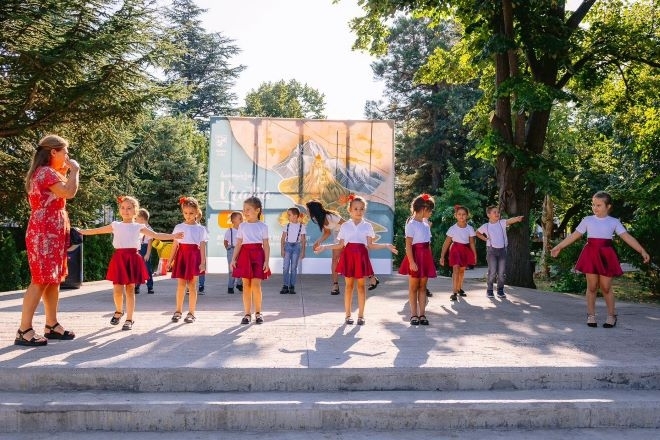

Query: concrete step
(4, 366), (660, 393)
(2, 389), (660, 432)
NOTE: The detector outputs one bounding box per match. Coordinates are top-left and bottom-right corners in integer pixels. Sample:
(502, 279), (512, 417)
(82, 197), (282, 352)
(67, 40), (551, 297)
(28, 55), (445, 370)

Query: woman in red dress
(15, 135), (80, 347)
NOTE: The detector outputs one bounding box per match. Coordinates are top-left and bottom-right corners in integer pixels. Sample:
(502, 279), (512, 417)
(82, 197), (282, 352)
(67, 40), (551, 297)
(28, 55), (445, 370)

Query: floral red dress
(26, 166), (69, 284)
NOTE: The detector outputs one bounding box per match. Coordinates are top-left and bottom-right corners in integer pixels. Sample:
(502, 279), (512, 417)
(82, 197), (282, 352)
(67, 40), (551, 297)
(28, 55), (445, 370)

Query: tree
(164, 0), (245, 131)
(242, 80), (327, 119)
(365, 16), (482, 199)
(0, 0), (176, 139)
(348, 0), (660, 287)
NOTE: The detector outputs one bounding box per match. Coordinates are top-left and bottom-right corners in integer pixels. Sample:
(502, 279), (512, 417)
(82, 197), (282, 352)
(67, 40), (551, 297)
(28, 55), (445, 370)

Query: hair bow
(421, 194), (430, 201)
(117, 196), (125, 203)
(454, 204), (460, 211)
(179, 196), (187, 205)
(347, 194), (355, 202)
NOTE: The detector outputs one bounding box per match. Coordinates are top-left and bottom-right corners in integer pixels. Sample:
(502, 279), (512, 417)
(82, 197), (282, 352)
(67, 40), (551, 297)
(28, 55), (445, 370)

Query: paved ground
(1, 268), (658, 370)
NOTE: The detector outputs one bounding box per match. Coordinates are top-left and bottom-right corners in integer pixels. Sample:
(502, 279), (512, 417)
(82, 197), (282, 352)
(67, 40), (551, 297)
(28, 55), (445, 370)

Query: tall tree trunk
(541, 194), (554, 277)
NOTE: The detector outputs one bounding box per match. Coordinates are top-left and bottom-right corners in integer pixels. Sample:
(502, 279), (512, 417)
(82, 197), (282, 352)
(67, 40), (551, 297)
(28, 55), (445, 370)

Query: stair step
(2, 389), (660, 432)
(4, 366), (660, 393)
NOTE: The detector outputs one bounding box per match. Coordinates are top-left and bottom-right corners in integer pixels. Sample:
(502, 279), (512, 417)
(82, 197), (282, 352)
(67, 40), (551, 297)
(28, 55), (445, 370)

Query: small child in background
(280, 207), (306, 294)
(168, 197), (208, 324)
(551, 191), (649, 328)
(78, 196), (183, 330)
(230, 197), (270, 325)
(440, 205), (477, 301)
(315, 194), (397, 325)
(135, 208), (154, 295)
(398, 194), (436, 325)
(476, 206), (524, 298)
(224, 211), (243, 294)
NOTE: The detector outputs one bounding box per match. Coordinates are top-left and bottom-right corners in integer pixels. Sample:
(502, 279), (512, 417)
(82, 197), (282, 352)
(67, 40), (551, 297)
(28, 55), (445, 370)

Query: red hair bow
(179, 196), (187, 205)
(117, 196), (124, 203)
(454, 204), (460, 211)
(421, 194), (430, 201)
(347, 194), (355, 202)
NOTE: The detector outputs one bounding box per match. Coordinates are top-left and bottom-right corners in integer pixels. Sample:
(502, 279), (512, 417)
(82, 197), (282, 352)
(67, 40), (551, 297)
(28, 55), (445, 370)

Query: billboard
(206, 116), (395, 274)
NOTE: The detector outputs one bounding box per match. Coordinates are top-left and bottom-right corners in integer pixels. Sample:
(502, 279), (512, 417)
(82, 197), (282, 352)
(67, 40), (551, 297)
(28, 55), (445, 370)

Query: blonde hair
(179, 196), (202, 218)
(117, 195), (140, 212)
(25, 134), (69, 192)
(137, 208), (150, 221)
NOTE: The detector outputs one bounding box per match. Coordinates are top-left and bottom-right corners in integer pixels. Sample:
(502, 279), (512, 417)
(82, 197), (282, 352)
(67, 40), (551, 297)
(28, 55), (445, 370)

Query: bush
(0, 229), (27, 291)
(82, 234), (115, 281)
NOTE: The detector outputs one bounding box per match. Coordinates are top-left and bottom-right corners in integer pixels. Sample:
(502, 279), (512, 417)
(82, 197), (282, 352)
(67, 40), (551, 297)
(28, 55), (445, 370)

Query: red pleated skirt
(448, 242), (476, 268)
(575, 238), (623, 277)
(171, 244), (202, 281)
(106, 248), (149, 285)
(233, 243), (271, 280)
(336, 243), (374, 278)
(398, 242), (437, 278)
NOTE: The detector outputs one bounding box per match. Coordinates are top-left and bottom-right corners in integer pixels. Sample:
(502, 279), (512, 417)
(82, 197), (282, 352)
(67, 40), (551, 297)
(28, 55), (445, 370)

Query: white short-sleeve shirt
(405, 219), (432, 244)
(477, 219), (508, 248)
(446, 223), (476, 244)
(283, 222), (306, 243)
(237, 221), (269, 244)
(325, 213), (343, 233)
(224, 227), (239, 247)
(575, 215), (627, 239)
(173, 223), (209, 245)
(111, 221), (143, 249)
(337, 219), (375, 245)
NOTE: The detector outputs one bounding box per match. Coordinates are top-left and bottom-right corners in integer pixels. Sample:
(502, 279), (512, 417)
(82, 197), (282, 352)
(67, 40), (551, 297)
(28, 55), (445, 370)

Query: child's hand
(409, 261), (418, 272)
(314, 244), (325, 254)
(439, 256), (446, 266)
(230, 261), (236, 270)
(313, 242), (321, 252)
(173, 232), (184, 239)
(389, 244), (398, 255)
(263, 262), (270, 272)
(550, 247), (560, 258)
(199, 262), (206, 271)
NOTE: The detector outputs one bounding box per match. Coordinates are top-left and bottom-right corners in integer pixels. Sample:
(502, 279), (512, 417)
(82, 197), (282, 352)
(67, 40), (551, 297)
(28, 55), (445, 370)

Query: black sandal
(110, 311), (124, 325)
(255, 313), (264, 324)
(330, 282), (340, 295)
(171, 312), (182, 322)
(15, 328), (47, 347)
(184, 313), (196, 323)
(357, 317), (365, 325)
(345, 316), (354, 325)
(410, 316), (420, 325)
(122, 320), (134, 331)
(368, 276), (380, 291)
(419, 315), (429, 326)
(241, 314), (251, 325)
(44, 322), (75, 340)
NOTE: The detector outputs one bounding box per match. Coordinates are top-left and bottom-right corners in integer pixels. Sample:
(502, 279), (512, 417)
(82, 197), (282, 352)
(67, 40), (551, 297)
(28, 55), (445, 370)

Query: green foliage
(82, 235), (114, 282)
(616, 212), (660, 295)
(242, 80), (326, 119)
(164, 0), (245, 131)
(0, 229), (29, 290)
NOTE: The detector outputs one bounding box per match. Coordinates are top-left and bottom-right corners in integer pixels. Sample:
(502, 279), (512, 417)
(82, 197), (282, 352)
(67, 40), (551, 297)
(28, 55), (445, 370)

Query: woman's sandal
(345, 316), (354, 325)
(255, 313), (264, 324)
(330, 282), (340, 295)
(357, 317), (365, 326)
(110, 311), (124, 326)
(122, 320), (134, 331)
(44, 322), (75, 340)
(241, 314), (251, 325)
(184, 313), (196, 323)
(368, 276), (380, 291)
(171, 312), (182, 322)
(14, 328), (47, 347)
(419, 315), (429, 326)
(587, 314), (597, 328)
(410, 316), (420, 325)
(603, 314), (618, 328)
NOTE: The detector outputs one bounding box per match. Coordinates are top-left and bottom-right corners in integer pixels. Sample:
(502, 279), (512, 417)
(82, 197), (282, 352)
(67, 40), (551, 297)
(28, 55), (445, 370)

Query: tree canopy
(242, 79), (327, 119)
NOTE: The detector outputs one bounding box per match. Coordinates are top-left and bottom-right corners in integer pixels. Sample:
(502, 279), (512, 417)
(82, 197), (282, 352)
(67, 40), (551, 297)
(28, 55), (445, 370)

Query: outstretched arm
(506, 216), (524, 226)
(78, 224), (113, 236)
(550, 231), (583, 257)
(367, 237), (398, 254)
(619, 232), (650, 263)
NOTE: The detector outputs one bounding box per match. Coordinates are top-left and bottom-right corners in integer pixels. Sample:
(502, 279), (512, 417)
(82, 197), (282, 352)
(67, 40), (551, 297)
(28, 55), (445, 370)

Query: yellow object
(152, 240), (174, 259)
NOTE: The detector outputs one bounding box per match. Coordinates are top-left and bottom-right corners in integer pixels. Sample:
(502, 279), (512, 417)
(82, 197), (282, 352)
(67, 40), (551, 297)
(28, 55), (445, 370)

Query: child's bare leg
(331, 249), (341, 285)
(175, 279), (186, 313)
(125, 284), (136, 321)
(242, 278), (252, 315)
(252, 279), (263, 313)
(417, 278), (428, 316)
(457, 267), (466, 290)
(408, 277), (420, 316)
(344, 277), (355, 317)
(356, 277), (366, 318)
(188, 276), (198, 314)
(585, 274), (599, 316)
(113, 284), (124, 313)
(598, 275), (616, 316)
(452, 266), (460, 292)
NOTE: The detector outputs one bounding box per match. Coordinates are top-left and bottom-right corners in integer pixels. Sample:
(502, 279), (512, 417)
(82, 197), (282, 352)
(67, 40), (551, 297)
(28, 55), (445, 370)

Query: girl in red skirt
(78, 196), (183, 330)
(440, 205), (477, 301)
(230, 196), (271, 325)
(315, 195), (398, 325)
(551, 191), (649, 328)
(399, 194), (436, 325)
(168, 197), (208, 324)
